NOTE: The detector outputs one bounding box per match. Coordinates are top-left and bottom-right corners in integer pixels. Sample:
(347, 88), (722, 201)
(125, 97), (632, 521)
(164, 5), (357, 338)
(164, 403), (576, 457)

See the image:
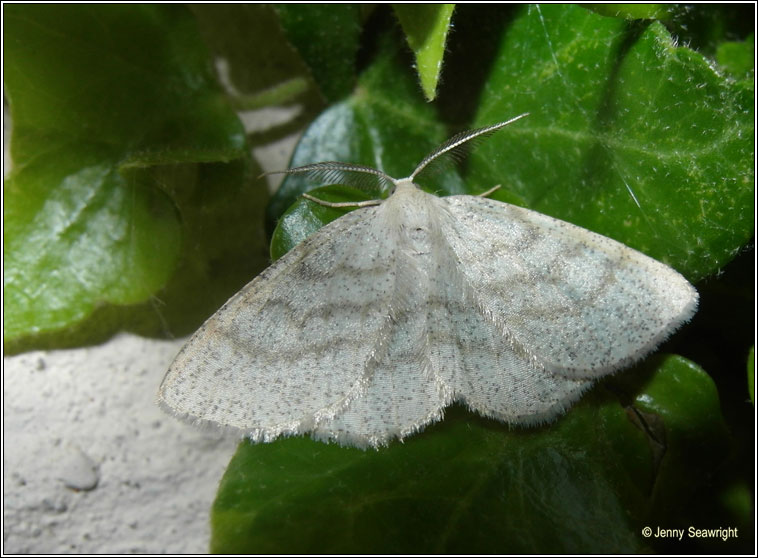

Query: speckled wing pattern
(159, 207), (397, 444)
(439, 195), (698, 379)
(159, 185), (697, 448)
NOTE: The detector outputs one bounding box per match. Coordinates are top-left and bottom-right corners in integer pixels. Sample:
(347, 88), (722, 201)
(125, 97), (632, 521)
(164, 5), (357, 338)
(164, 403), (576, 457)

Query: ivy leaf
(227, 6), (751, 552)
(663, 4), (754, 57)
(210, 356), (725, 553)
(393, 4), (456, 101)
(614, 355), (730, 525)
(210, 403), (648, 554)
(469, 4), (753, 282)
(274, 4), (366, 103)
(3, 5), (263, 349)
(266, 35), (467, 231)
(716, 33), (755, 81)
(271, 5), (751, 284)
(270, 186), (374, 261)
(583, 4), (674, 20)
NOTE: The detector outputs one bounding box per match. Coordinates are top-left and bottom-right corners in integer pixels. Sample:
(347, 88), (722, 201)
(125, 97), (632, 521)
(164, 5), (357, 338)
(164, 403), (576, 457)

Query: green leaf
(393, 4), (456, 101)
(716, 33), (755, 81)
(583, 4), (673, 20)
(232, 7), (752, 552)
(631, 356), (723, 431)
(275, 5), (366, 102)
(3, 5), (260, 348)
(270, 186), (374, 261)
(470, 4), (753, 282)
(271, 5), (751, 284)
(624, 356), (729, 522)
(611, 355), (745, 553)
(211, 404), (643, 553)
(663, 4), (755, 57)
(718, 481), (753, 534)
(4, 165), (181, 339)
(266, 35), (468, 230)
(211, 355), (726, 553)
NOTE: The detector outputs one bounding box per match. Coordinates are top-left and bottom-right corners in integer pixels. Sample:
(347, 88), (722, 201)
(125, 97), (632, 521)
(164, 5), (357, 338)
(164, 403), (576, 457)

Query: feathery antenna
(409, 113), (529, 180)
(264, 162), (396, 193)
(265, 113), (529, 194)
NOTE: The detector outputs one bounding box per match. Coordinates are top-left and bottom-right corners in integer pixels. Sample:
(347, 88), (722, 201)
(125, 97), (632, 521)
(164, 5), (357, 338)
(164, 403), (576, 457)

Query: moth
(159, 114), (698, 448)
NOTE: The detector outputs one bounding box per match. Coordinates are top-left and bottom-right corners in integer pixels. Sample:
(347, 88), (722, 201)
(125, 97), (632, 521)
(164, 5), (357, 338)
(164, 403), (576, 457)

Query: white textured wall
(3, 102), (302, 553)
(3, 335), (239, 553)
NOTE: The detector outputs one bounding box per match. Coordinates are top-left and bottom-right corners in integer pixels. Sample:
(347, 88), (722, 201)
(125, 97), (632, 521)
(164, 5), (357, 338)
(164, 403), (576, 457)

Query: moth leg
(477, 184), (501, 198)
(302, 192), (383, 208)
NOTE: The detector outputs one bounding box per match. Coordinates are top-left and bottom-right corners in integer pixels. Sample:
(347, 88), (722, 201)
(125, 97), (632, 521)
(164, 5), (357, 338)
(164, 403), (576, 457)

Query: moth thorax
(397, 200), (435, 256)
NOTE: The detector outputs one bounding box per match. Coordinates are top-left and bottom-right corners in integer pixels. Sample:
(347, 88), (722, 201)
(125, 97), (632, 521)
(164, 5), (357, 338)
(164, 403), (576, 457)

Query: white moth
(158, 114), (698, 449)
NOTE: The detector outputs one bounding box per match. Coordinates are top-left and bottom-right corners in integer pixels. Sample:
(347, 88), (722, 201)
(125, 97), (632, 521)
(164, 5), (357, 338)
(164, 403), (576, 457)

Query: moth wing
(312, 300), (453, 448)
(159, 206), (401, 441)
(439, 195), (698, 379)
(432, 305), (594, 425)
(312, 201), (455, 447)
(413, 197), (594, 424)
